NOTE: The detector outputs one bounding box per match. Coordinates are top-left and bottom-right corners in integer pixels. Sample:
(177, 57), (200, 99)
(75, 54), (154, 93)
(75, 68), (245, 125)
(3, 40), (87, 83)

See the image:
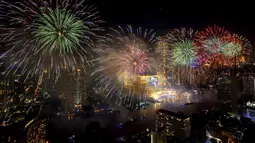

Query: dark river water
(48, 89), (217, 139)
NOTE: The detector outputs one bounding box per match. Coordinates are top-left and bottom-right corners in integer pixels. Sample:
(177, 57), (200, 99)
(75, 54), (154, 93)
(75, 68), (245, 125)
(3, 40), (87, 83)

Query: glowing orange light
(26, 87), (29, 92)
(77, 69), (81, 72)
(204, 63), (210, 67)
(240, 56), (245, 63)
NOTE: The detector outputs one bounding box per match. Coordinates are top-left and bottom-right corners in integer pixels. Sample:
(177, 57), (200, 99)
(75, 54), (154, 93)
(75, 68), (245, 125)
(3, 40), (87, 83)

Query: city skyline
(0, 0), (255, 143)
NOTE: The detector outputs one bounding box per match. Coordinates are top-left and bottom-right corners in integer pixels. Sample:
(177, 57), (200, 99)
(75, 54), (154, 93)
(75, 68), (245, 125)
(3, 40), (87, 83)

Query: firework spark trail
(0, 0), (104, 79)
(166, 28), (197, 43)
(92, 25), (156, 107)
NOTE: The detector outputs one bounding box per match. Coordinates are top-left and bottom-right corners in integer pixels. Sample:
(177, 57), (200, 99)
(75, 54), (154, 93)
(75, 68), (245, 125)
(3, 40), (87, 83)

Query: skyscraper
(216, 76), (232, 101)
(242, 75), (255, 96)
(75, 69), (82, 108)
(0, 61), (26, 105)
(74, 69), (87, 111)
(231, 70), (238, 114)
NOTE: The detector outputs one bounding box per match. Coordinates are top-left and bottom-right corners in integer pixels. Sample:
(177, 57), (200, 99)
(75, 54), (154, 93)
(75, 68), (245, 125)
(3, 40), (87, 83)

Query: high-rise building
(216, 69), (244, 113)
(75, 69), (82, 108)
(74, 68), (87, 111)
(73, 69), (88, 111)
(155, 109), (190, 142)
(0, 62), (26, 105)
(0, 62), (13, 104)
(230, 71), (238, 114)
(216, 76), (232, 101)
(26, 118), (47, 143)
(242, 75), (255, 96)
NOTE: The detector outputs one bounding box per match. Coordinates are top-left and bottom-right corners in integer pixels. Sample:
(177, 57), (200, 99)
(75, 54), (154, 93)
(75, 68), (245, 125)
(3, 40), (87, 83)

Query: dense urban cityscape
(0, 0), (254, 143)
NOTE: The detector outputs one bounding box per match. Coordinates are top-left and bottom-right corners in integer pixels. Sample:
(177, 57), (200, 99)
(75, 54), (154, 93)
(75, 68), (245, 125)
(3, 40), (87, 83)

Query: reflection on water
(49, 89), (217, 137)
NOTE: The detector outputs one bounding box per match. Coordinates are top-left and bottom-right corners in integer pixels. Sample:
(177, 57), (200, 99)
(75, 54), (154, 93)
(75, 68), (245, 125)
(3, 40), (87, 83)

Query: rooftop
(156, 109), (189, 119)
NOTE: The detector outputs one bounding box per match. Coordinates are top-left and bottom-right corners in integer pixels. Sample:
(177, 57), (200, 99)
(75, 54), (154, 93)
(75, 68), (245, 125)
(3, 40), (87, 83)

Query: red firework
(194, 25), (233, 67)
(119, 45), (149, 75)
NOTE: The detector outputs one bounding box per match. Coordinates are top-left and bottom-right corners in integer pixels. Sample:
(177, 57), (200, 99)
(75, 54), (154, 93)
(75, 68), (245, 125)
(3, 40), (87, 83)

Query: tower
(156, 37), (169, 87)
(34, 71), (44, 97)
(74, 68), (82, 110)
(231, 68), (238, 114)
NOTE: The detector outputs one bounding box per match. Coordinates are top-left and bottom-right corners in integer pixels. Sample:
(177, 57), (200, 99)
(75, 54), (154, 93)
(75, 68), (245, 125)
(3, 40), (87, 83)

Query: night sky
(5, 0), (255, 54)
(94, 0), (254, 45)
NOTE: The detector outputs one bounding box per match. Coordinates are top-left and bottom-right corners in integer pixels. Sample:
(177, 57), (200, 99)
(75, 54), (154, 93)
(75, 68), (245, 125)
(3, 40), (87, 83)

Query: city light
(0, 1), (253, 142)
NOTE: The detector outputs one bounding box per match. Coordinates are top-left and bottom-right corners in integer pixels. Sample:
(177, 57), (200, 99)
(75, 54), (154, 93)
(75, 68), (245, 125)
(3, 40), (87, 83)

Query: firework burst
(159, 28), (198, 66)
(220, 34), (252, 64)
(171, 40), (197, 66)
(119, 45), (150, 75)
(195, 25), (251, 67)
(232, 34), (252, 57)
(157, 28), (198, 85)
(156, 29), (197, 75)
(194, 25), (233, 67)
(221, 42), (242, 57)
(92, 25), (156, 107)
(0, 0), (103, 79)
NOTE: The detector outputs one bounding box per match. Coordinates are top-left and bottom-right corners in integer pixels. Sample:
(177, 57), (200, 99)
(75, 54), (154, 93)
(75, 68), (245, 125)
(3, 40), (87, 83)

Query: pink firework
(91, 25), (156, 104)
(119, 45), (149, 75)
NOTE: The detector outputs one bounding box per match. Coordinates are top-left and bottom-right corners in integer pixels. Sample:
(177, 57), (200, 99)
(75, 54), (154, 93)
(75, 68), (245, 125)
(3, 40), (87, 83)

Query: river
(48, 89), (217, 139)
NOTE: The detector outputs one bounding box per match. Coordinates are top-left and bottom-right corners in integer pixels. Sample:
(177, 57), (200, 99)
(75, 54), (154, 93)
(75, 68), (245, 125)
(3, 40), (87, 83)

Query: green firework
(33, 8), (85, 55)
(171, 40), (196, 66)
(221, 42), (242, 57)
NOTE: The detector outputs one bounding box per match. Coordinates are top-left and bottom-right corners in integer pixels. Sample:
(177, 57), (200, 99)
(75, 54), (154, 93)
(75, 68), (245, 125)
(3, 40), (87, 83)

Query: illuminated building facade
(155, 109), (190, 142)
(26, 119), (47, 143)
(124, 76), (147, 93)
(75, 69), (82, 108)
(124, 73), (164, 97)
(73, 69), (87, 111)
(124, 74), (161, 88)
